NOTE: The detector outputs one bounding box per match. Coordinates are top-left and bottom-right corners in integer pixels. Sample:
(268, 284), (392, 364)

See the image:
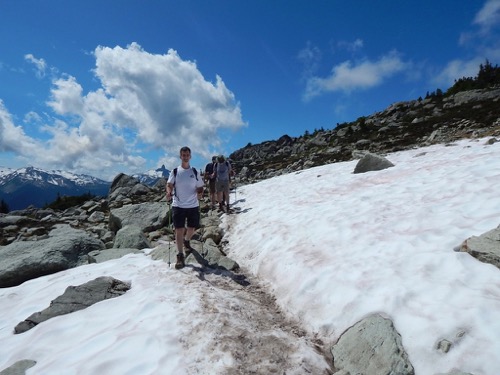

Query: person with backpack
(166, 146), (204, 269)
(214, 155), (232, 212)
(204, 155), (217, 209)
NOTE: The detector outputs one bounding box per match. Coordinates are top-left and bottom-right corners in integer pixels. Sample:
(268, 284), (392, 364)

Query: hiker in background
(214, 155), (232, 212)
(204, 156), (217, 210)
(166, 146), (204, 269)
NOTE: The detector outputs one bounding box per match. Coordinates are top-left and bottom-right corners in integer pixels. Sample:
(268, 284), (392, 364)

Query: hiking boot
(219, 203), (224, 211)
(175, 252), (185, 269)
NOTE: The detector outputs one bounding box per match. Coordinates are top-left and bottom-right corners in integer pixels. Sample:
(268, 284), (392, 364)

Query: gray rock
(0, 225), (105, 288)
(353, 153), (395, 174)
(113, 225), (151, 249)
(331, 314), (414, 375)
(130, 183), (151, 195)
(88, 248), (143, 263)
(199, 238), (239, 271)
(0, 359), (37, 375)
(0, 215), (36, 228)
(14, 276), (130, 334)
(458, 224), (500, 269)
(88, 211), (105, 223)
(108, 202), (168, 233)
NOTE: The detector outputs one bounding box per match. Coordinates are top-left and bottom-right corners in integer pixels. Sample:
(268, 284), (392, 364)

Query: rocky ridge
(229, 87), (500, 183)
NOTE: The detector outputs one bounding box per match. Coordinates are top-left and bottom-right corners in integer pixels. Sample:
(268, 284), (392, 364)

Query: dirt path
(178, 264), (333, 375)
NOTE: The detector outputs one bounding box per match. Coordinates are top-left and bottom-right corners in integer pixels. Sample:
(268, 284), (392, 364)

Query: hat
(212, 155), (217, 161)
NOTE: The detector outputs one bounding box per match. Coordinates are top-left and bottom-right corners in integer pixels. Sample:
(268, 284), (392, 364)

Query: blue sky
(1, 0), (499, 180)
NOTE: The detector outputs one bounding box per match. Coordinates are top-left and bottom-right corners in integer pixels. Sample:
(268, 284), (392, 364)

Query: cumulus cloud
(0, 100), (40, 155)
(92, 43), (245, 155)
(2, 43), (246, 179)
(47, 76), (85, 115)
(303, 51), (407, 100)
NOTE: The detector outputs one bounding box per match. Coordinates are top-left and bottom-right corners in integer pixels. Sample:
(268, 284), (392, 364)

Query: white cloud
(47, 75), (85, 115)
(303, 51), (407, 100)
(432, 58), (484, 88)
(92, 43), (246, 157)
(0, 100), (40, 155)
(473, 0), (500, 32)
(24, 54), (47, 79)
(2, 43), (246, 180)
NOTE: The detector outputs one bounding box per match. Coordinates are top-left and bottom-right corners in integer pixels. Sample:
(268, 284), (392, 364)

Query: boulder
(14, 276), (130, 334)
(0, 359), (37, 375)
(113, 225), (151, 249)
(108, 202), (168, 233)
(353, 153), (395, 174)
(331, 314), (414, 375)
(458, 224), (500, 269)
(0, 225), (105, 288)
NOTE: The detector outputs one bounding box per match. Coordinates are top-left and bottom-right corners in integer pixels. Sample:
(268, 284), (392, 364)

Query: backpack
(215, 161), (230, 180)
(205, 162), (215, 178)
(173, 167), (198, 180)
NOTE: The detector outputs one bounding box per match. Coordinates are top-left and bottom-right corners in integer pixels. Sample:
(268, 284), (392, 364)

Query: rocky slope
(229, 87), (500, 183)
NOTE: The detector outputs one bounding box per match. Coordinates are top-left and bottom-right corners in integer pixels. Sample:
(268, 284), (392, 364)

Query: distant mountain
(132, 164), (170, 186)
(0, 166), (111, 211)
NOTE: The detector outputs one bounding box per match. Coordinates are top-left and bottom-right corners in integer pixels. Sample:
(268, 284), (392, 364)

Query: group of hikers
(166, 146), (234, 269)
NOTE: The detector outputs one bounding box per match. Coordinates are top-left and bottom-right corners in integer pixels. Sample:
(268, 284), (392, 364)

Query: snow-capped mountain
(132, 164), (170, 186)
(0, 166), (111, 211)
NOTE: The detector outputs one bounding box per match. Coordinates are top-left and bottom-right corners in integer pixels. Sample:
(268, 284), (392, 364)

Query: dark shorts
(172, 206), (200, 229)
(216, 180), (230, 193)
(208, 179), (216, 194)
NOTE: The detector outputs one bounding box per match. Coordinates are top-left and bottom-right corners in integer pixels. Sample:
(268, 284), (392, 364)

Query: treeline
(0, 192), (97, 214)
(0, 199), (9, 214)
(44, 192), (96, 211)
(445, 60), (500, 96)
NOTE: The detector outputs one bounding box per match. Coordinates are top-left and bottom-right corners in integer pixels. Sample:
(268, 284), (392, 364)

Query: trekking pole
(198, 197), (205, 258)
(167, 200), (172, 268)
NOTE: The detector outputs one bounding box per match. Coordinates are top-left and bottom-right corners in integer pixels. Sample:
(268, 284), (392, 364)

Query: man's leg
(217, 191), (224, 209)
(183, 207), (201, 253)
(175, 228), (184, 252)
(210, 180), (216, 207)
(225, 181), (230, 207)
(172, 207), (186, 269)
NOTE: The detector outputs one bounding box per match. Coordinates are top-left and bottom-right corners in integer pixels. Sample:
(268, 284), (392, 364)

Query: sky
(1, 137), (500, 374)
(0, 1), (499, 181)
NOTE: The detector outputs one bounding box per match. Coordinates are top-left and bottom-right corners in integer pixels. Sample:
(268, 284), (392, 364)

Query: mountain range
(0, 165), (171, 211)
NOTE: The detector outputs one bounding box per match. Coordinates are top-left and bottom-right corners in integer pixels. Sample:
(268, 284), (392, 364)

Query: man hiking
(166, 146), (204, 269)
(204, 156), (217, 210)
(214, 155), (232, 212)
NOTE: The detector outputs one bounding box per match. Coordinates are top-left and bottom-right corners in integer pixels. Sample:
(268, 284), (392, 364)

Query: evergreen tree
(446, 59), (500, 96)
(0, 199), (9, 214)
